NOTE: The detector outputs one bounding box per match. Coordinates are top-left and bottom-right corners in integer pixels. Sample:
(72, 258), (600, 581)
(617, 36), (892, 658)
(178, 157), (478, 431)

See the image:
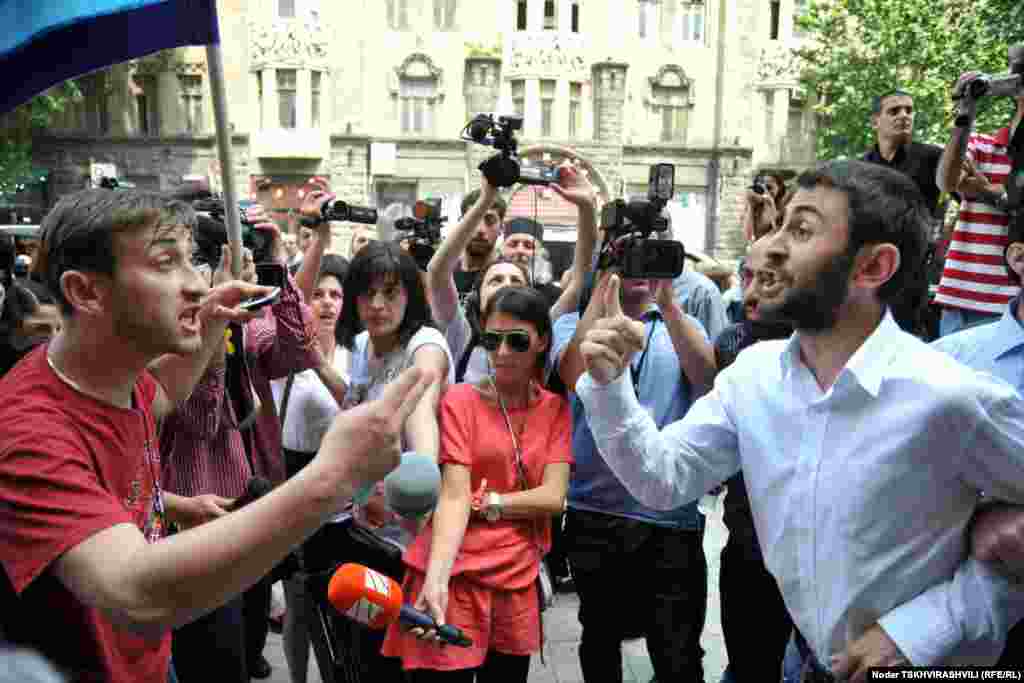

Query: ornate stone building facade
(21, 0), (816, 264)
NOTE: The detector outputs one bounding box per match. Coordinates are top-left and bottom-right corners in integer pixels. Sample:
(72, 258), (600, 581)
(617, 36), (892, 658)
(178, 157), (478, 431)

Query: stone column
(592, 61), (629, 144)
(554, 78), (570, 140)
(558, 0), (573, 32)
(297, 68), (312, 129)
(528, 0), (544, 31)
(773, 87), (790, 159)
(525, 78), (541, 138)
(158, 71), (183, 135)
(262, 68), (277, 130)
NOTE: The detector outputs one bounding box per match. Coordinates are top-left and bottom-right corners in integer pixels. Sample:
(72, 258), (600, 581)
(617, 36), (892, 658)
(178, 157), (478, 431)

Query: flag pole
(205, 43), (243, 279)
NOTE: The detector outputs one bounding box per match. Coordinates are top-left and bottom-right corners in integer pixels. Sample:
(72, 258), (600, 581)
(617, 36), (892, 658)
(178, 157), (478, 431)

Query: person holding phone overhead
(158, 196), (327, 682)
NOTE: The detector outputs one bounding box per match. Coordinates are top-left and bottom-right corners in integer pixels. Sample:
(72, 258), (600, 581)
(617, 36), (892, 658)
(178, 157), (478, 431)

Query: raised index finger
(377, 367), (432, 430)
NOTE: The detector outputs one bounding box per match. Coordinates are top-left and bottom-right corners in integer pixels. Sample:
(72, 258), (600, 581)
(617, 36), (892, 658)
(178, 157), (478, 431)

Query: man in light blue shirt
(932, 213), (1024, 672)
(575, 160), (1024, 681)
(672, 267), (730, 340)
(554, 262), (715, 683)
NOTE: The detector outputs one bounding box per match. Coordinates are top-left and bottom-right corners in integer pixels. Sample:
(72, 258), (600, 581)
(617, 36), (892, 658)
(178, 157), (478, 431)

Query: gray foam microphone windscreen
(384, 451), (441, 519)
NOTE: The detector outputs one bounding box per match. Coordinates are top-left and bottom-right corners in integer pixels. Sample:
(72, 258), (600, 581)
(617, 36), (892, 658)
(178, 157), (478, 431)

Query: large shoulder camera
(393, 199), (446, 271)
(461, 113), (562, 188)
(598, 163), (685, 280)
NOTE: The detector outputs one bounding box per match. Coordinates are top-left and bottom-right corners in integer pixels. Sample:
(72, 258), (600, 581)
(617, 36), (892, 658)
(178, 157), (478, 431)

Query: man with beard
(453, 189), (505, 300)
(574, 160), (1024, 681)
(712, 238), (793, 683)
(0, 189), (433, 683)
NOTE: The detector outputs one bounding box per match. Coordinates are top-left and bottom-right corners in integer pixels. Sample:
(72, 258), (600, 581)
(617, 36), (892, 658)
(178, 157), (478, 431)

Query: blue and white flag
(0, 0), (219, 114)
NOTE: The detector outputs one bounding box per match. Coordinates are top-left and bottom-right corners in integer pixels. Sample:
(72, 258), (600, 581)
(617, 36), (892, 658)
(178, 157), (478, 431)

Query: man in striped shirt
(935, 48), (1024, 337)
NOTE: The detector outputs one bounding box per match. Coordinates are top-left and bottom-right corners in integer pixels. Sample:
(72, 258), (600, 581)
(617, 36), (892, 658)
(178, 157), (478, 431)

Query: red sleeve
(545, 395), (574, 466)
(0, 412), (133, 594)
(439, 386), (475, 468)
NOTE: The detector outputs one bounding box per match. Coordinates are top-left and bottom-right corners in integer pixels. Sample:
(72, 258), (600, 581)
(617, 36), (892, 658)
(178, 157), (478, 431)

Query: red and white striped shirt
(935, 127), (1019, 314)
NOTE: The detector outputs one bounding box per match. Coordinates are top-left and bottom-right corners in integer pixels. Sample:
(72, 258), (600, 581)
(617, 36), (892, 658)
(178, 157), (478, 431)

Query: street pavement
(262, 495), (730, 683)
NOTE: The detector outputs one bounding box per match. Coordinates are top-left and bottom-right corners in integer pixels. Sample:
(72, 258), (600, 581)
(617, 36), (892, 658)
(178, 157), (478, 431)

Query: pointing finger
(605, 274), (624, 318)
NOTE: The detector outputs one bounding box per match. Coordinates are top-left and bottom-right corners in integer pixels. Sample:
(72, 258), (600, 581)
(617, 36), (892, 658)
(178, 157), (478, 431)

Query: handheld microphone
(327, 563), (473, 647)
(384, 451), (441, 519)
(354, 451), (440, 519)
(230, 476), (273, 511)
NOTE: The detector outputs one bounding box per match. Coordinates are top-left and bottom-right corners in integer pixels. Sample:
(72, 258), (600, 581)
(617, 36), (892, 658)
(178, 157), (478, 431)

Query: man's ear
(1007, 243), (1024, 283)
(853, 243), (900, 293)
(870, 114), (880, 132)
(60, 270), (112, 317)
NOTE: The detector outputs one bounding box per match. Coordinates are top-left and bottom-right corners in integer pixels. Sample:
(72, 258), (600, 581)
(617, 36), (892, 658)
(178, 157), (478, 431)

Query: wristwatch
(483, 492), (503, 523)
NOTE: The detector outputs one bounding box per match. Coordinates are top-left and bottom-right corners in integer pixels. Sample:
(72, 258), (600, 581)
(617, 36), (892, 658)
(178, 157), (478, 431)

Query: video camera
(320, 199), (378, 225)
(192, 197), (275, 265)
(392, 199), (446, 271)
(461, 113), (562, 188)
(597, 163), (685, 280)
(953, 46), (1024, 211)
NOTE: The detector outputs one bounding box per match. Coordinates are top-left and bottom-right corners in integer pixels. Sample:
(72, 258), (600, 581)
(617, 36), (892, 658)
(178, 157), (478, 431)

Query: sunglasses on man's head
(480, 330), (532, 353)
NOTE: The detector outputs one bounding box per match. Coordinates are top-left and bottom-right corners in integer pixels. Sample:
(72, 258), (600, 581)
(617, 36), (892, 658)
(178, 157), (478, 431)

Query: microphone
(384, 451), (441, 519)
(327, 563), (473, 647)
(229, 476), (273, 511)
(354, 451), (440, 519)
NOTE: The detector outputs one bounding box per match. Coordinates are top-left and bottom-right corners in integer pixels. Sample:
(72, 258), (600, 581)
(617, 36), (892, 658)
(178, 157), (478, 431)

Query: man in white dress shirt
(575, 160), (1024, 682)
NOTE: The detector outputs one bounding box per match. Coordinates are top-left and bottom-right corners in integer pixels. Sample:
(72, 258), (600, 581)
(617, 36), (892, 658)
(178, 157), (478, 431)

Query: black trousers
(719, 476), (793, 682)
(172, 595), (248, 683)
(243, 576), (272, 670)
(406, 651), (531, 683)
(997, 620), (1024, 669)
(565, 508), (707, 683)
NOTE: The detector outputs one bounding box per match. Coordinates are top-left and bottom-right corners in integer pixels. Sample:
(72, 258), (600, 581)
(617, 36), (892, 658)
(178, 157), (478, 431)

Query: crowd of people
(2, 51), (1024, 683)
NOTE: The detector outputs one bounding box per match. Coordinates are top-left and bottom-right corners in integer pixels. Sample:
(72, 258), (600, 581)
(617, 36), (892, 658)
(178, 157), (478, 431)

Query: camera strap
(630, 311), (660, 397)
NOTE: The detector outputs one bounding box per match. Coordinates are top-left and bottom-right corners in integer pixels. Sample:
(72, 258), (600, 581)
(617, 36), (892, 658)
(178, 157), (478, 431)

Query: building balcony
(250, 127), (329, 160)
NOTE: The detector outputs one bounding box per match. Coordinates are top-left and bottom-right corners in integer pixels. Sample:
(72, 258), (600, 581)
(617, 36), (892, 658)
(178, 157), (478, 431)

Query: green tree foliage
(0, 82), (81, 195)
(797, 0), (1024, 159)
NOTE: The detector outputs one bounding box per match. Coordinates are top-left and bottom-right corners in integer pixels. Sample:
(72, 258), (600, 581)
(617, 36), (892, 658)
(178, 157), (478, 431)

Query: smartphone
(240, 287), (281, 311)
(255, 262), (287, 289)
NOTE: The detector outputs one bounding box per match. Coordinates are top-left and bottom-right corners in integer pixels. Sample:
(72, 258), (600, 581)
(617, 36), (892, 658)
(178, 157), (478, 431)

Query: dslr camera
(461, 113), (562, 188)
(393, 199), (446, 271)
(598, 163), (686, 280)
(192, 197), (276, 264)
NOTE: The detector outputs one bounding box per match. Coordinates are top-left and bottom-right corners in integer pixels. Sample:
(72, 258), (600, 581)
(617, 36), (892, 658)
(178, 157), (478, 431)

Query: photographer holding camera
(552, 166), (716, 681)
(427, 167), (597, 386)
(934, 46), (1024, 337)
(158, 196), (327, 682)
(741, 171), (787, 243)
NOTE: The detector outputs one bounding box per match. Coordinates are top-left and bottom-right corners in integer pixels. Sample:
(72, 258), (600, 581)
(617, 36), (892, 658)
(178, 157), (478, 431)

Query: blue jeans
(939, 307), (999, 338)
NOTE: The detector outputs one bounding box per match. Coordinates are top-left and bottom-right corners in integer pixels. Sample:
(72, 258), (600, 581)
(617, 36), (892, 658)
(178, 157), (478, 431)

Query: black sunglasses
(480, 330), (532, 353)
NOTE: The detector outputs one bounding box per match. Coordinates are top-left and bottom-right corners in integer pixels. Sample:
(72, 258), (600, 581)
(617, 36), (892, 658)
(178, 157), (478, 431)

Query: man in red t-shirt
(0, 189), (433, 682)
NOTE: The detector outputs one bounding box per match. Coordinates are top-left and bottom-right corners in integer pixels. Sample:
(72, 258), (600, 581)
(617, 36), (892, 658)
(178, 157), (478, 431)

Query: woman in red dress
(382, 286), (573, 682)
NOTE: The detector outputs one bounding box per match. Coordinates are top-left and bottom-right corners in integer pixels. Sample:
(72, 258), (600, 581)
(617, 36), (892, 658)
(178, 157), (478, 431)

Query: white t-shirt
(271, 347), (351, 454)
(344, 326), (454, 546)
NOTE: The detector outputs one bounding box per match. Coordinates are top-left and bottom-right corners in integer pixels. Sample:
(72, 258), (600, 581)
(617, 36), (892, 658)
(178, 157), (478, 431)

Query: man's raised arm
(426, 176), (497, 327)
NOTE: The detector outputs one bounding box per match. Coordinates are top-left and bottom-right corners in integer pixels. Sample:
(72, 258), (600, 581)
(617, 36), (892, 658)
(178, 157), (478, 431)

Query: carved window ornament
(248, 18), (330, 71)
(389, 53), (445, 102)
(647, 64), (694, 108)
